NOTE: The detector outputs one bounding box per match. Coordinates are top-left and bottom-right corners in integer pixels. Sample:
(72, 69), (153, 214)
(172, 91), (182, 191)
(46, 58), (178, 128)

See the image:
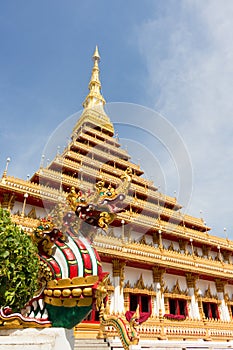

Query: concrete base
(129, 345), (141, 350)
(0, 328), (74, 350)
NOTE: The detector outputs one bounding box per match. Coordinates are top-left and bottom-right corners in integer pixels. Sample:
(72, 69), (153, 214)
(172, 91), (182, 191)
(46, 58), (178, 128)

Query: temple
(1, 47), (233, 345)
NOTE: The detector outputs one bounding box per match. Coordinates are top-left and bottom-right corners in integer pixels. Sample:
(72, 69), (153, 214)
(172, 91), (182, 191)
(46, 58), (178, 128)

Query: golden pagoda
(2, 47), (233, 346)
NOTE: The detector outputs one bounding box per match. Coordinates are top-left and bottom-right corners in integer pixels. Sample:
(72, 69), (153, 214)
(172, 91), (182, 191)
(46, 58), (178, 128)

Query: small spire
(93, 45), (100, 60)
(83, 46), (106, 109)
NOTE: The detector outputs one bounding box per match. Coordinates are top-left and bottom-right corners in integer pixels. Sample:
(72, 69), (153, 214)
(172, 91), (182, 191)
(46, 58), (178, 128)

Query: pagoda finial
(93, 45), (100, 60)
(83, 46), (106, 109)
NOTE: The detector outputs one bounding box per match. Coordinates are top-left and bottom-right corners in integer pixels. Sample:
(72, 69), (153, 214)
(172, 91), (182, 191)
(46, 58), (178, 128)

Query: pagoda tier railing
(64, 151), (155, 189)
(48, 158), (204, 229)
(77, 130), (129, 159)
(117, 211), (229, 249)
(72, 140), (142, 174)
(53, 154), (178, 208)
(80, 125), (120, 147)
(0, 175), (64, 203)
(94, 233), (233, 279)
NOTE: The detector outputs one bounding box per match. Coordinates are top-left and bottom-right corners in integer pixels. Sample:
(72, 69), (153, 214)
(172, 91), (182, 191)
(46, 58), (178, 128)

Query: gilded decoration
(6, 47), (233, 343)
(164, 280), (190, 300)
(98, 302), (141, 350)
(124, 274), (156, 296)
(44, 276), (99, 308)
(215, 279), (226, 293)
(186, 273), (197, 289)
(152, 267), (165, 292)
(1, 193), (15, 210)
(168, 242), (174, 251)
(178, 239), (187, 253)
(195, 285), (219, 304)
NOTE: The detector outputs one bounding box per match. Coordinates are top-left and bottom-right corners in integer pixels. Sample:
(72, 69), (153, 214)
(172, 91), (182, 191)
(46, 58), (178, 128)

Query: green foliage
(0, 208), (39, 312)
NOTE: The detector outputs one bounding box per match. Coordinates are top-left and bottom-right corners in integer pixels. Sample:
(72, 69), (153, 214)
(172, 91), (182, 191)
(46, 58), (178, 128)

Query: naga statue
(0, 168), (133, 331)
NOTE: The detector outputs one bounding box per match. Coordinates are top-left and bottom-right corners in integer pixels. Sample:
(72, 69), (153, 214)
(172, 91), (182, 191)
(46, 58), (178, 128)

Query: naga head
(0, 168), (132, 329)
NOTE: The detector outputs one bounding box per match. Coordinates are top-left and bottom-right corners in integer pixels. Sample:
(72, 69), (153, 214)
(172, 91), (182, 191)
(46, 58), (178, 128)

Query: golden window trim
(164, 292), (191, 300)
(164, 280), (188, 296)
(123, 287), (156, 296)
(224, 292), (233, 303)
(199, 297), (221, 304)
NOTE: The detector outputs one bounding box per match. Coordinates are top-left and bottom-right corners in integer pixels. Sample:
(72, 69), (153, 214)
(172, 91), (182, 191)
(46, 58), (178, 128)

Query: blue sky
(1, 0), (233, 238)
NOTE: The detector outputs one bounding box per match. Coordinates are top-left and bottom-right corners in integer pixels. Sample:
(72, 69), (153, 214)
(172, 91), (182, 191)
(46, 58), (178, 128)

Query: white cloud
(137, 0), (233, 237)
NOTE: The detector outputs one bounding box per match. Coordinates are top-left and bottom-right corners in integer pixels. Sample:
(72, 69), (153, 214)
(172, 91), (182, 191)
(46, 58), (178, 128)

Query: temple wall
(196, 279), (217, 295)
(113, 227), (122, 239)
(124, 266), (153, 286)
(101, 262), (113, 279)
(225, 284), (233, 297)
(12, 201), (46, 218)
(163, 273), (187, 290)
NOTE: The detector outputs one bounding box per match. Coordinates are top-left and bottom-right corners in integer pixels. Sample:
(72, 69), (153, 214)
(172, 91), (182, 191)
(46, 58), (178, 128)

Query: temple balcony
(93, 232), (233, 279)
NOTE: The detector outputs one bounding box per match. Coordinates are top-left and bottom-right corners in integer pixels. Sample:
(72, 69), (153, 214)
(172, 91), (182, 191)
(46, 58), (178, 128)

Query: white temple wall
(218, 291), (230, 321)
(172, 241), (179, 251)
(124, 266), (153, 286)
(111, 275), (124, 314)
(130, 230), (142, 242)
(195, 247), (203, 256)
(209, 251), (217, 260)
(163, 273), (187, 290)
(196, 279), (217, 295)
(225, 284), (233, 298)
(113, 227), (122, 239)
(101, 262), (113, 280)
(145, 234), (153, 245)
(186, 244), (192, 255)
(162, 239), (171, 250)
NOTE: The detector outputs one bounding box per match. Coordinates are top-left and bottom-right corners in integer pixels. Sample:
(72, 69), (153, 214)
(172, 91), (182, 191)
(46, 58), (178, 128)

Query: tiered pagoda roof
(1, 46), (233, 283)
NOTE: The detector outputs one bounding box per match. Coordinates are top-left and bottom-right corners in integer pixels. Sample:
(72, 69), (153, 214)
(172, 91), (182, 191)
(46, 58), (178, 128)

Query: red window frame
(129, 293), (151, 315)
(169, 298), (188, 317)
(202, 302), (219, 319)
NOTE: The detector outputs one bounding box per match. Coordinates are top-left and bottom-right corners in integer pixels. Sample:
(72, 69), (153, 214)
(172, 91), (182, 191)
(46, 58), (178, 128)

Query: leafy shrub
(0, 208), (39, 312)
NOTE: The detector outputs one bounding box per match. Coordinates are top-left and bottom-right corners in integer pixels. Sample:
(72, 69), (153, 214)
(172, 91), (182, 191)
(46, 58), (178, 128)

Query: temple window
(168, 298), (188, 317)
(130, 293), (151, 314)
(202, 302), (219, 319)
(230, 305), (233, 317)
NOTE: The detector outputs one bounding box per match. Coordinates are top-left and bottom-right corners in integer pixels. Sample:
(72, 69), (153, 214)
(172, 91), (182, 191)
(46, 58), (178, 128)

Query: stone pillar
(152, 267), (165, 316)
(216, 279), (229, 321)
(186, 273), (200, 319)
(111, 259), (125, 314)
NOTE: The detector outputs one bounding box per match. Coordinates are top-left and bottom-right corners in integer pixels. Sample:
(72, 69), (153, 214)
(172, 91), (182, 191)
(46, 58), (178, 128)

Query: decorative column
(186, 273), (199, 319)
(152, 267), (165, 317)
(21, 193), (28, 217)
(111, 259), (125, 314)
(1, 193), (15, 211)
(216, 279), (229, 321)
(123, 292), (130, 313)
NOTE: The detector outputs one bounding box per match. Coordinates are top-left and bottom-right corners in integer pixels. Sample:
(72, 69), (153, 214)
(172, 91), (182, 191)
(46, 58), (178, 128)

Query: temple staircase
(74, 338), (233, 350)
(74, 338), (110, 350)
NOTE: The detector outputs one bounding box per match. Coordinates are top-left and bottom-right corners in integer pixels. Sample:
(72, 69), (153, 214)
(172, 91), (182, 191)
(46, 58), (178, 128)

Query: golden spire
(83, 46), (106, 109)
